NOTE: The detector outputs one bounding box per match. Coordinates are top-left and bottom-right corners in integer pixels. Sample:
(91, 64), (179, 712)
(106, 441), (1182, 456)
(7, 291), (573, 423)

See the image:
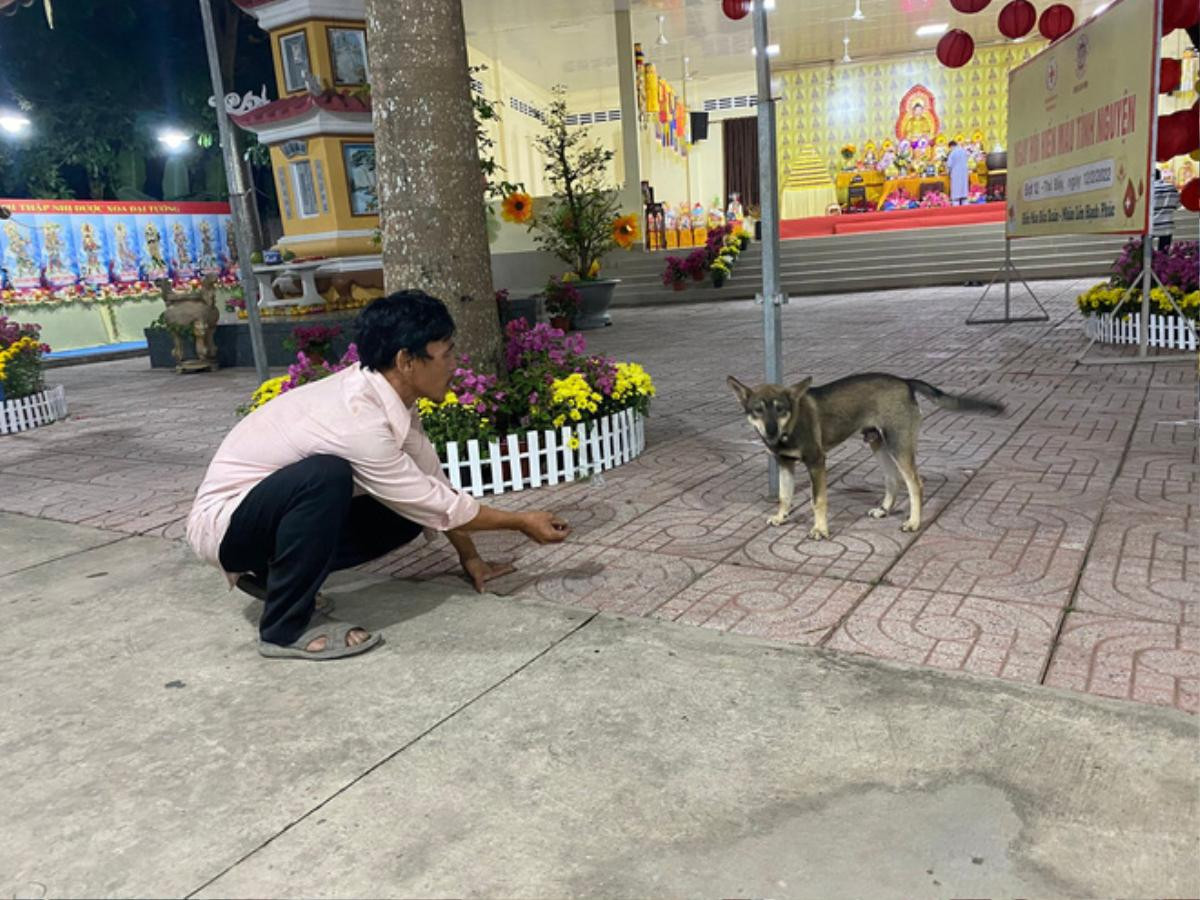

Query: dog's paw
(808, 524), (830, 540)
(900, 520), (921, 533)
(867, 506), (888, 519)
(767, 511), (790, 526)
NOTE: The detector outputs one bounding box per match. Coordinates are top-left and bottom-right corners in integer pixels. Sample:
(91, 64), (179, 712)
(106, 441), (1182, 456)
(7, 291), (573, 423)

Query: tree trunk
(364, 0), (500, 373)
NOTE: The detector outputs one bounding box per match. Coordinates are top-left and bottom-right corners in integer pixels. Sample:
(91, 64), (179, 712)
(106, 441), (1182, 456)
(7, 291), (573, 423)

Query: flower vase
(672, 281), (686, 292)
(549, 315), (572, 331)
(712, 276), (727, 288)
(691, 270), (705, 282)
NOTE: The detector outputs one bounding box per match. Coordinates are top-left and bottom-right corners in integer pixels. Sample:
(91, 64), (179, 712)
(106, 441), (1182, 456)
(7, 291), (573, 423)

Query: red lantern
(998, 0), (1036, 39)
(1160, 57), (1183, 92)
(1038, 3), (1075, 40)
(1180, 178), (1200, 213)
(936, 29), (975, 67)
(1156, 112), (1188, 161)
(721, 0), (751, 20)
(950, 0), (991, 12)
(1162, 0), (1200, 33)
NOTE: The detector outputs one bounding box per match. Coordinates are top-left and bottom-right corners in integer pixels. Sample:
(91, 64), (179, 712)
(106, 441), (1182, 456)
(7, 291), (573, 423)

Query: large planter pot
(0, 385), (68, 434)
(570, 278), (619, 330)
(1082, 312), (1197, 351)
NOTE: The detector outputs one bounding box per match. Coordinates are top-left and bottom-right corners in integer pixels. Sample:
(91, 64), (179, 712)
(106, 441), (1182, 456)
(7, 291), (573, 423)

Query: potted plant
(661, 256), (687, 292)
(525, 85), (639, 330)
(684, 248), (709, 282)
(710, 257), (731, 288)
(544, 276), (582, 330)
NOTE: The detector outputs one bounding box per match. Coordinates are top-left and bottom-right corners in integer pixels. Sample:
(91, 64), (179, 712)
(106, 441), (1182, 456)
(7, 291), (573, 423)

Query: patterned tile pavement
(6, 276), (1198, 713)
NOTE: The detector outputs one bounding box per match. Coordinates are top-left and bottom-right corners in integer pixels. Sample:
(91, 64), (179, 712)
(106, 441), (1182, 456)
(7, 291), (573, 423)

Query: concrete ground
(3, 278), (1198, 897)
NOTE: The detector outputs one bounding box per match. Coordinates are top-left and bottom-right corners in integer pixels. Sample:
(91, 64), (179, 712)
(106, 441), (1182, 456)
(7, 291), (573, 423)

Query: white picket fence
(441, 408), (646, 497)
(0, 385), (68, 435)
(1084, 312), (1198, 351)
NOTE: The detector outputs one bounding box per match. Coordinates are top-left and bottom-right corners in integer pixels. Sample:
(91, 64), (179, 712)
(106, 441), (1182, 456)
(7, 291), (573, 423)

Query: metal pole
(1004, 238), (1011, 322)
(1140, 0), (1163, 360)
(199, 0), (269, 383)
(753, 0), (783, 495)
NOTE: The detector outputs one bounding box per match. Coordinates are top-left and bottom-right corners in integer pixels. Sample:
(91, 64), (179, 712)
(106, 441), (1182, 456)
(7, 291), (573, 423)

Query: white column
(613, 6), (643, 218)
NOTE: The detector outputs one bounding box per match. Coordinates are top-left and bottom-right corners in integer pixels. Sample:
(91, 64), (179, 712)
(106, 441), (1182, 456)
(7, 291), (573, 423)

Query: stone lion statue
(156, 275), (220, 372)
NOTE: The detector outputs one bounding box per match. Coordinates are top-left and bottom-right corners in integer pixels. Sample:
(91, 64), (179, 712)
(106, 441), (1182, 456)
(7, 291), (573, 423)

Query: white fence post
(434, 411), (646, 498)
(466, 439), (484, 498)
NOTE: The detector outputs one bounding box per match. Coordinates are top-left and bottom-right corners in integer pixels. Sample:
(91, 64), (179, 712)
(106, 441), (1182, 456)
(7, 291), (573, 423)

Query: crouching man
(186, 289), (570, 661)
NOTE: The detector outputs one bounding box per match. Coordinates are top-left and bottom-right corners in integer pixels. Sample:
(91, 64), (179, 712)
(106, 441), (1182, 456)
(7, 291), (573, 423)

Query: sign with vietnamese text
(1006, 0), (1157, 237)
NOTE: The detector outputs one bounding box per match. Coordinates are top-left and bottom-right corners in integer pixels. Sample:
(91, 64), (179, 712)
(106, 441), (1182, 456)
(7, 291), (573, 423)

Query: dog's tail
(908, 379), (1005, 415)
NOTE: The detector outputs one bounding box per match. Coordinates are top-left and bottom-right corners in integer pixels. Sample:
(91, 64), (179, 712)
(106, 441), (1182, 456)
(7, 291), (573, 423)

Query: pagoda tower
(228, 0), (377, 257)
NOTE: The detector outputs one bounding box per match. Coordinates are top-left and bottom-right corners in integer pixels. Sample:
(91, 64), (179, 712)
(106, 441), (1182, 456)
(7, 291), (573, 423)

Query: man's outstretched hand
(461, 556), (517, 593)
(521, 511), (570, 543)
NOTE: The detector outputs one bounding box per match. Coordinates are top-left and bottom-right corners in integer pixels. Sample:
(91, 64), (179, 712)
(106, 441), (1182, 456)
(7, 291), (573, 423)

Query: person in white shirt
(945, 140), (970, 206)
(188, 290), (569, 661)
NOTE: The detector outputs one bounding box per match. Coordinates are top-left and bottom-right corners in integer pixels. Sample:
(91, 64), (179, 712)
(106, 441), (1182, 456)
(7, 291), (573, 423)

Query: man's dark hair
(948, 140), (958, 147)
(355, 289), (456, 372)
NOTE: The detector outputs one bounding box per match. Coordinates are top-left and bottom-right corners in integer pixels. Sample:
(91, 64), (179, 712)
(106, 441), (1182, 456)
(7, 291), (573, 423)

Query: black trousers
(218, 455), (422, 645)
(1157, 234), (1173, 253)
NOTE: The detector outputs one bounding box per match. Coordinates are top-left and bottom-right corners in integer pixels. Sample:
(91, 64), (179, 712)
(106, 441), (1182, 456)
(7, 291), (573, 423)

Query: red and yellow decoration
(501, 191), (533, 224)
(895, 86), (941, 141)
(611, 214), (640, 249)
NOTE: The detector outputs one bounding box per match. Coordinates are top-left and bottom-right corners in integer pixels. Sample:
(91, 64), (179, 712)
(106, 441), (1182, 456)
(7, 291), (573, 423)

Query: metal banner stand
(752, 1), (787, 496)
(964, 236), (1050, 325)
(1075, 0), (1195, 366)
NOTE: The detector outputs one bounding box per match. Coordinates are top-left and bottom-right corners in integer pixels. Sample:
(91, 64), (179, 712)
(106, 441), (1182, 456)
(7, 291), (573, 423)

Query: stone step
(608, 216), (1198, 307)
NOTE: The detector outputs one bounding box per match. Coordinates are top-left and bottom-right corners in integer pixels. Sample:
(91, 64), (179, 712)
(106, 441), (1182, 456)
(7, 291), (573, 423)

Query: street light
(0, 111), (32, 136)
(157, 127), (192, 152)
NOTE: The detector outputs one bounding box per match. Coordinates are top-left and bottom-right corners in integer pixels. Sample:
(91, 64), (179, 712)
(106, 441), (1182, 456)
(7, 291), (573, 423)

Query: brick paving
(4, 277), (1197, 713)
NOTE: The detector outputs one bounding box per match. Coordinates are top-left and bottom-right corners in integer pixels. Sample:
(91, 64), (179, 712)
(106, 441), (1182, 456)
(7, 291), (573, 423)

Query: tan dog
(728, 373), (1004, 539)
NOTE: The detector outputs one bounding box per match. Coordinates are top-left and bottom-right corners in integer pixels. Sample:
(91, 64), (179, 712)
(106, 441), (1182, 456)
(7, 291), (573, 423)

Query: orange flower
(611, 214), (640, 249)
(501, 191), (533, 224)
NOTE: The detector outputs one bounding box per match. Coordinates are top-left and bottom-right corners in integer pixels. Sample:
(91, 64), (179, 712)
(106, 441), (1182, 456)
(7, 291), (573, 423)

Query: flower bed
(440, 407), (645, 496)
(1, 385), (68, 434)
(0, 315), (64, 433)
(240, 318), (655, 495)
(1075, 240), (1199, 349)
(1082, 311), (1198, 350)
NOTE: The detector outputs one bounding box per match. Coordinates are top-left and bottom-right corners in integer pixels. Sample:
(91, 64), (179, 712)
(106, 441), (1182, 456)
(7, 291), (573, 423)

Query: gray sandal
(258, 619), (382, 661)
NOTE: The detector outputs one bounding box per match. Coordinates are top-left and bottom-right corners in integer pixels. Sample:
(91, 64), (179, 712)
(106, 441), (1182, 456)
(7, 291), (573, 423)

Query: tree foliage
(0, 0), (274, 201)
(529, 85), (621, 279)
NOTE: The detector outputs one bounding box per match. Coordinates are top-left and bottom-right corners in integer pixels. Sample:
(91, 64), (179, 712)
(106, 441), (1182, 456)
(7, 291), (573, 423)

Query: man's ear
(727, 375), (753, 408)
(394, 349), (412, 371)
(789, 377), (813, 398)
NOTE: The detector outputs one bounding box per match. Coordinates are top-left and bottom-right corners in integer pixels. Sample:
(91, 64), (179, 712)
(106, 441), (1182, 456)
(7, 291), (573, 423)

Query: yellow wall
(269, 135), (378, 256)
(468, 45), (558, 197)
(270, 18), (369, 96)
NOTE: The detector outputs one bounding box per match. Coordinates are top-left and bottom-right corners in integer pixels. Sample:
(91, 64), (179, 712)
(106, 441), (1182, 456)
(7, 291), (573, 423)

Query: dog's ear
(789, 377), (813, 398)
(727, 375), (753, 408)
